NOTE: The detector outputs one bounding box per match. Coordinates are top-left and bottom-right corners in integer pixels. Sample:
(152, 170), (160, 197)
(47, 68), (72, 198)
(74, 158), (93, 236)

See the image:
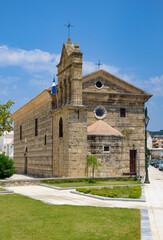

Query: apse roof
(87, 120), (122, 136)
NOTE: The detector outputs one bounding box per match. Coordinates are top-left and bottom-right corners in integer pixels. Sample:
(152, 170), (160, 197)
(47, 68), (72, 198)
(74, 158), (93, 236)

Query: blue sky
(0, 0), (163, 130)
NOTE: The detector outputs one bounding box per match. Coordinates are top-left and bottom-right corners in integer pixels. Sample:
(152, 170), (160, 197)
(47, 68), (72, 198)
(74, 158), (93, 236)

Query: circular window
(96, 108), (104, 117)
(94, 105), (106, 119)
(96, 81), (103, 89)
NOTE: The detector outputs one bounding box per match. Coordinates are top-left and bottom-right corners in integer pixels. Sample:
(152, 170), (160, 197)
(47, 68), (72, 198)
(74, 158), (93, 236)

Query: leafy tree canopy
(0, 100), (14, 136)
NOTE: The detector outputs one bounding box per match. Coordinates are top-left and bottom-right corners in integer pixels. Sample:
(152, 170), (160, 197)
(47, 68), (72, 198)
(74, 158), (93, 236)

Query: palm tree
(85, 155), (101, 178)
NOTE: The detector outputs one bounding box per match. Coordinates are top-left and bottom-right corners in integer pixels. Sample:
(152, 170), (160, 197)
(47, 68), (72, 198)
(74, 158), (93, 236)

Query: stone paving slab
(141, 209), (152, 240)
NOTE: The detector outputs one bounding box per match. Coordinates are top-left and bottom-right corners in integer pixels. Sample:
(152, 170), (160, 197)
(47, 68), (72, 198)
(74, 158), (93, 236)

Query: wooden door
(130, 150), (136, 173)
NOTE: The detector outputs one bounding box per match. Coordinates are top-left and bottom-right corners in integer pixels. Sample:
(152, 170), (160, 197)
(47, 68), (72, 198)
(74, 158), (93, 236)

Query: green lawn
(41, 179), (141, 188)
(0, 194), (140, 240)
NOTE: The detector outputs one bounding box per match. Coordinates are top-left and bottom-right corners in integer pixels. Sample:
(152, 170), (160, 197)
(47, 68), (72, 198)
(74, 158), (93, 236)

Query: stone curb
(141, 209), (152, 240)
(0, 186), (14, 194)
(70, 186), (145, 202)
(40, 183), (144, 191)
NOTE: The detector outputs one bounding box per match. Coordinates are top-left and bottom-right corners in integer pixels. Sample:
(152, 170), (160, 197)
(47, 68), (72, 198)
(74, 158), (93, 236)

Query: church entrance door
(130, 150), (136, 174)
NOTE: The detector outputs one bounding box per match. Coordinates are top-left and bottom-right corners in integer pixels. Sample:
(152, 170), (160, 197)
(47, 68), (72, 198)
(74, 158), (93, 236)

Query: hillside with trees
(149, 130), (163, 138)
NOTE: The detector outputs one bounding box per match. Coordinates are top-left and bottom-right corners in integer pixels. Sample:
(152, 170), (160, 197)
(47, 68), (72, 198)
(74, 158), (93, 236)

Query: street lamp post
(144, 107), (150, 184)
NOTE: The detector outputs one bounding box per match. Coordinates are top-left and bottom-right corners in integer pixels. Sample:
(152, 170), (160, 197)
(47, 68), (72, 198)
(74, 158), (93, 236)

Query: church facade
(11, 38), (152, 178)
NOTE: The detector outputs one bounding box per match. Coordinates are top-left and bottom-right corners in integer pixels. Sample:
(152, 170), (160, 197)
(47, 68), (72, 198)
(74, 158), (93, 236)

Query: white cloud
(150, 75), (163, 84)
(0, 86), (9, 96)
(0, 45), (60, 73)
(118, 73), (136, 83)
(0, 45), (143, 91)
(102, 64), (120, 75)
(0, 45), (136, 85)
(0, 75), (19, 84)
(83, 60), (136, 84)
(29, 78), (51, 89)
(83, 61), (120, 75)
(83, 61), (97, 73)
(148, 75), (163, 96)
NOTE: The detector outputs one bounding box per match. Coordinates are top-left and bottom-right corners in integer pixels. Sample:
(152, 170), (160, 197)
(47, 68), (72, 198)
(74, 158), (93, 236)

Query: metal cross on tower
(96, 60), (103, 69)
(64, 20), (74, 39)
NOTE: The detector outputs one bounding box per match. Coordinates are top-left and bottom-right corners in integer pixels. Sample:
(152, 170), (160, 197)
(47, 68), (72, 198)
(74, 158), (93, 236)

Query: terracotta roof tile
(87, 120), (122, 136)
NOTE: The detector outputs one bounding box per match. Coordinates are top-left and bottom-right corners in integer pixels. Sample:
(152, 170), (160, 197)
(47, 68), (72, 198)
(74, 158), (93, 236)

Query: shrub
(87, 178), (96, 184)
(76, 188), (91, 194)
(0, 153), (15, 179)
(76, 186), (142, 199)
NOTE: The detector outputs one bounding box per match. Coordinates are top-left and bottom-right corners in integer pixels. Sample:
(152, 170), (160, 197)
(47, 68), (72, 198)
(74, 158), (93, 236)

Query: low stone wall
(0, 180), (41, 187)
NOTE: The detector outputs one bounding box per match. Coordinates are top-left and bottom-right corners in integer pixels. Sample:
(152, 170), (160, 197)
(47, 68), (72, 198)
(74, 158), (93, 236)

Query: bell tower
(52, 38), (87, 177)
(56, 37), (83, 106)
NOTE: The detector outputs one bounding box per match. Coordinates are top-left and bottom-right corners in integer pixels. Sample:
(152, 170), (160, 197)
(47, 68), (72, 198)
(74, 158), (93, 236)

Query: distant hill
(149, 130), (163, 138)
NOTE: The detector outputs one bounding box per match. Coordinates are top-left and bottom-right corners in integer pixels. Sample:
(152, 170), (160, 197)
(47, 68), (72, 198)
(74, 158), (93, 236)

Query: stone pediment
(82, 69), (152, 97)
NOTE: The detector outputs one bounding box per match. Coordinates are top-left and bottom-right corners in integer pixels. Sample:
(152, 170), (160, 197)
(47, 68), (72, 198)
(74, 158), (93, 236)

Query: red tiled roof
(87, 120), (122, 136)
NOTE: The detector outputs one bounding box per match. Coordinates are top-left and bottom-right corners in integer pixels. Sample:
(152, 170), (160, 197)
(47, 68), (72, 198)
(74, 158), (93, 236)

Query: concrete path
(144, 166), (163, 240)
(8, 166), (163, 240)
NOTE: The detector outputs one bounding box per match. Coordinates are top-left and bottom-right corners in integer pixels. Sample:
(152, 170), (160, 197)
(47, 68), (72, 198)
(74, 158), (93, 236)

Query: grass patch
(41, 177), (141, 188)
(76, 186), (142, 199)
(0, 187), (6, 191)
(0, 194), (140, 240)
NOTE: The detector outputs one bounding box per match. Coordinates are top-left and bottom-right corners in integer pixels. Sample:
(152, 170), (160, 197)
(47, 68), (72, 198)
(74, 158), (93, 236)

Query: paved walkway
(8, 166), (163, 240)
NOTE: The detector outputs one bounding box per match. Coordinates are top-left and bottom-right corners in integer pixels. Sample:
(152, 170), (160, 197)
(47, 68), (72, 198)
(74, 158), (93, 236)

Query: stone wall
(83, 78), (146, 177)
(87, 135), (123, 177)
(14, 101), (53, 177)
(52, 106), (87, 177)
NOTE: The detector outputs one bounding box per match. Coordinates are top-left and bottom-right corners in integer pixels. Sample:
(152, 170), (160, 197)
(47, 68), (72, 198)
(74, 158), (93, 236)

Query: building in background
(147, 133), (152, 149)
(152, 139), (163, 148)
(0, 131), (14, 159)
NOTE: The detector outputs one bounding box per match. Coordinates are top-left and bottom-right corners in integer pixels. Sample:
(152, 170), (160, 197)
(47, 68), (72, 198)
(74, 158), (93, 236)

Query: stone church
(11, 38), (152, 178)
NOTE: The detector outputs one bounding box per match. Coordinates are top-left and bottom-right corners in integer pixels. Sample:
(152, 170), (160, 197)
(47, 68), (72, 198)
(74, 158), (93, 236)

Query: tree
(85, 155), (101, 178)
(0, 100), (14, 136)
(0, 153), (15, 179)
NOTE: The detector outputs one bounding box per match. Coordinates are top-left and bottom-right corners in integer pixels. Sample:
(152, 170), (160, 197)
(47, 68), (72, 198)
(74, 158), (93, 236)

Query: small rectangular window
(120, 108), (126, 117)
(20, 126), (22, 140)
(35, 118), (38, 136)
(104, 146), (109, 152)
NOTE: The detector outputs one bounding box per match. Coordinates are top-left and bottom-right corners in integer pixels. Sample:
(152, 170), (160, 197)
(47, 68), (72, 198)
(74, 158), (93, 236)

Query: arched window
(59, 117), (63, 137)
(44, 135), (47, 145)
